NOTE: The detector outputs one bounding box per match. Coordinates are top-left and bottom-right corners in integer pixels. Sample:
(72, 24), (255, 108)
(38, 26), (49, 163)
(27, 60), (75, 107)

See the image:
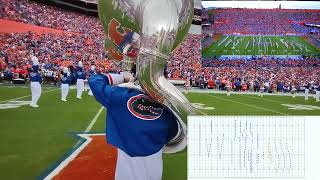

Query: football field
(0, 86), (320, 180)
(202, 35), (320, 58)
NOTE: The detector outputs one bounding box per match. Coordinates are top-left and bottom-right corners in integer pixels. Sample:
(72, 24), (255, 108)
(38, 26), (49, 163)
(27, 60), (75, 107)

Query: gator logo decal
(127, 94), (164, 120)
(108, 18), (132, 46)
(107, 18), (139, 61)
(108, 47), (123, 61)
(107, 18), (131, 61)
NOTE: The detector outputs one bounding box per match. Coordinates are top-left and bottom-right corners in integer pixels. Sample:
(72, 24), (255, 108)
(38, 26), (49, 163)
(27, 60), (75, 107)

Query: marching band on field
(28, 56), (320, 108)
(28, 55), (97, 108)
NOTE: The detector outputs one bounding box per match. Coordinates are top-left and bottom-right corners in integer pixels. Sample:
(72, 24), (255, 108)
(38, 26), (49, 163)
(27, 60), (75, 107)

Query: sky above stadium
(202, 1), (320, 9)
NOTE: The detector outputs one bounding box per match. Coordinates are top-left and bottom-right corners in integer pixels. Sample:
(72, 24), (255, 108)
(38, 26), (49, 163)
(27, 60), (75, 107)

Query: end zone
(41, 133), (117, 180)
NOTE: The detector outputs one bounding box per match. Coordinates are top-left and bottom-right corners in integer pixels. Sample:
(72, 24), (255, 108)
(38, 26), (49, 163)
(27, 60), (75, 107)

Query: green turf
(0, 86), (56, 102)
(0, 87), (102, 180)
(202, 35), (320, 58)
(185, 92), (320, 115)
(1, 86), (320, 180)
(0, 86), (30, 101)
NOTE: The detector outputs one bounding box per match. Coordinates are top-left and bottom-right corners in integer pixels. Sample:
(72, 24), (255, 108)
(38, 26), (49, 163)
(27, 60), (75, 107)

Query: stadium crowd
(0, 0), (203, 86)
(199, 8), (320, 92)
(0, 31), (118, 83)
(200, 58), (320, 92)
(0, 0), (117, 84)
(167, 34), (202, 80)
(205, 9), (320, 35)
(203, 8), (320, 49)
(0, 0), (103, 35)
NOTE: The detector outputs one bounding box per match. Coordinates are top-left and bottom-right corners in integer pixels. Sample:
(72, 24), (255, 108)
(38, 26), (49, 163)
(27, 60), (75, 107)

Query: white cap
(132, 32), (140, 42)
(31, 56), (39, 65)
(91, 65), (96, 71)
(63, 67), (69, 74)
(78, 61), (83, 67)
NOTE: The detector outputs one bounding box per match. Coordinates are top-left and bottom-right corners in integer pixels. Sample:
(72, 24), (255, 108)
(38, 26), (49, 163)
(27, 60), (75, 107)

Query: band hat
(63, 67), (69, 74)
(32, 56), (39, 66)
(78, 61), (83, 67)
(91, 65), (96, 71)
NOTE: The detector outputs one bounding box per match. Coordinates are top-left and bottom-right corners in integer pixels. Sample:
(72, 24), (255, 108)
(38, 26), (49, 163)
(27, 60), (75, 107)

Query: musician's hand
(120, 71), (133, 83)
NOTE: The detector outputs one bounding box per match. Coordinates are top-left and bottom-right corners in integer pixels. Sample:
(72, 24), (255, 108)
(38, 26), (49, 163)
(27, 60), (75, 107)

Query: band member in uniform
(259, 81), (265, 97)
(89, 67), (183, 180)
(304, 82), (310, 100)
(75, 61), (86, 99)
(184, 77), (191, 94)
(29, 56), (42, 108)
(316, 83), (320, 102)
(291, 82), (297, 98)
(88, 65), (96, 96)
(61, 67), (71, 102)
(226, 79), (231, 96)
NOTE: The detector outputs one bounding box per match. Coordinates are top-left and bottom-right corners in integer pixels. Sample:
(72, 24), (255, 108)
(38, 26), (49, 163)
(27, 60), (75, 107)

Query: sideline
(205, 94), (289, 115)
(84, 107), (104, 133)
(72, 107), (104, 149)
(0, 88), (59, 104)
(43, 134), (105, 180)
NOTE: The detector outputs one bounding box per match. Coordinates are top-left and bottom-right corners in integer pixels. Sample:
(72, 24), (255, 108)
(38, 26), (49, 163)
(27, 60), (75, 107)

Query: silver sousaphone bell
(99, 0), (196, 153)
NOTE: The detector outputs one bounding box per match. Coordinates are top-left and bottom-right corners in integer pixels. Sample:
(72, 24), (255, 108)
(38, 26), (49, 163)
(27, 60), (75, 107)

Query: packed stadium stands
(0, 0), (118, 83)
(201, 8), (320, 92)
(0, 0), (203, 86)
(204, 9), (320, 35)
(0, 0), (102, 34)
(202, 58), (320, 92)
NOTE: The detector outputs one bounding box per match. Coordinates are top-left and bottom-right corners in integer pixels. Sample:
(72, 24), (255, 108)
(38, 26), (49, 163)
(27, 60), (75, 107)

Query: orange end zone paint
(53, 135), (117, 180)
(0, 19), (80, 35)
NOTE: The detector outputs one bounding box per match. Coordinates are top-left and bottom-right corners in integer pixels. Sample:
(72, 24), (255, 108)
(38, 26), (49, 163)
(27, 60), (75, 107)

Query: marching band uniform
(304, 83), (310, 100)
(316, 84), (320, 102)
(75, 62), (86, 99)
(88, 65), (96, 96)
(226, 80), (231, 96)
(259, 82), (265, 97)
(291, 84), (296, 98)
(61, 67), (70, 102)
(89, 72), (180, 180)
(29, 59), (42, 108)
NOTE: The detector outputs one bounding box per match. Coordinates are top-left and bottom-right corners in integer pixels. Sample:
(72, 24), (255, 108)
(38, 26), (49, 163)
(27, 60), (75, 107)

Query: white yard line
(246, 95), (318, 106)
(205, 94), (289, 115)
(43, 105), (104, 179)
(195, 109), (208, 115)
(72, 106), (104, 149)
(0, 88), (59, 104)
(45, 107), (104, 179)
(245, 95), (288, 104)
(180, 88), (313, 97)
(43, 133), (104, 180)
(84, 107), (104, 133)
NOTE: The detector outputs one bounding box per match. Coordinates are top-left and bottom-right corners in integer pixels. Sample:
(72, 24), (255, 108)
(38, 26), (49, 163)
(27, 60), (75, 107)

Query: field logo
(281, 104), (320, 110)
(0, 101), (30, 109)
(192, 103), (215, 110)
(127, 94), (163, 120)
